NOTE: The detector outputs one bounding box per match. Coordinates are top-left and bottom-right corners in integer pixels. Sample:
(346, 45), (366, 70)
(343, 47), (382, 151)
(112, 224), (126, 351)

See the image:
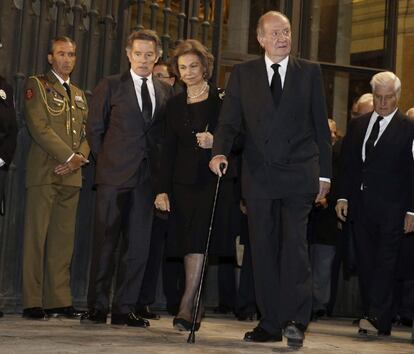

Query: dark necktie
(63, 82), (71, 101)
(270, 63), (282, 108)
(365, 116), (383, 159)
(141, 78), (152, 124)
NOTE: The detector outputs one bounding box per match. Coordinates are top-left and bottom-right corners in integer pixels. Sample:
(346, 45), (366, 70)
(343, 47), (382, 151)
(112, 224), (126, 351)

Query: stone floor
(0, 312), (413, 353)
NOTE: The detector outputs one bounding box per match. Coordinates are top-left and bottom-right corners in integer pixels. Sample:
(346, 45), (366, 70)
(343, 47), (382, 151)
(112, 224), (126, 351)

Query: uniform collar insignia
(0, 89), (6, 100)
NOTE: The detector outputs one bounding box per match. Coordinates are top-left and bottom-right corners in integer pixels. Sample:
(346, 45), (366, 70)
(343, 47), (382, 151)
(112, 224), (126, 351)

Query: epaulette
(217, 87), (226, 100)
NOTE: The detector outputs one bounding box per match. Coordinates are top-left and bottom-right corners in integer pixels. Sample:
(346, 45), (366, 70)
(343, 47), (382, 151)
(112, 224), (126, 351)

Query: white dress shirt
(264, 54), (288, 88)
(130, 69), (156, 117)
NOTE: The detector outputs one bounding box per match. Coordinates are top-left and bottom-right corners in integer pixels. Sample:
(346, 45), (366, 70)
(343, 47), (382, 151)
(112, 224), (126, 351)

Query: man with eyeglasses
(210, 11), (331, 348)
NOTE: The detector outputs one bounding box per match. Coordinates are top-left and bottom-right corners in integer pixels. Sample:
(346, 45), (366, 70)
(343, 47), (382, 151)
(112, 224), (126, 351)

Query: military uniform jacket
(0, 76), (18, 169)
(24, 71), (90, 187)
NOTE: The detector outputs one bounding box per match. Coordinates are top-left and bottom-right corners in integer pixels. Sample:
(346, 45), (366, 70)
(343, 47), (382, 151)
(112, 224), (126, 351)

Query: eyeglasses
(154, 73), (173, 79)
(265, 28), (291, 39)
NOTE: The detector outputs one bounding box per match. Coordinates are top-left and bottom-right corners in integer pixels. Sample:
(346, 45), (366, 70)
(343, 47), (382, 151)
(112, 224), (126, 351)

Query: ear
(257, 34), (265, 48)
(47, 54), (53, 65)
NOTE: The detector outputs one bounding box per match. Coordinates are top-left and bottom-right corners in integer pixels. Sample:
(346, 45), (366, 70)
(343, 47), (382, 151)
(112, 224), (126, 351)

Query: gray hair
(257, 11), (291, 37)
(370, 71), (401, 99)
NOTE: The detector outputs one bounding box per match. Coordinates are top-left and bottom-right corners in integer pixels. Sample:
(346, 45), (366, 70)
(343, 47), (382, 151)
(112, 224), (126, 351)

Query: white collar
(264, 54), (289, 71)
(51, 70), (70, 86)
(130, 69), (153, 84)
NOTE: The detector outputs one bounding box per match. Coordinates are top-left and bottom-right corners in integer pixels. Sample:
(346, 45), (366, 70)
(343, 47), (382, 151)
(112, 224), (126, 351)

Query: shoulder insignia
(218, 88), (225, 100)
(0, 89), (6, 100)
(25, 88), (34, 100)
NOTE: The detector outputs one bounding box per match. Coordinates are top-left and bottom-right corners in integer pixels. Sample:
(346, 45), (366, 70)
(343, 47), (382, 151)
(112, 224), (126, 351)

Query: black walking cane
(187, 163), (225, 344)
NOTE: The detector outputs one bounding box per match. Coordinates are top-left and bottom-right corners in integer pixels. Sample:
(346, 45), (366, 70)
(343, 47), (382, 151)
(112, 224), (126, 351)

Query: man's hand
(209, 155), (228, 177)
(54, 153), (89, 176)
(404, 213), (414, 234)
(315, 197), (328, 209)
(335, 200), (348, 222)
(315, 180), (330, 203)
(196, 132), (213, 149)
(155, 193), (170, 212)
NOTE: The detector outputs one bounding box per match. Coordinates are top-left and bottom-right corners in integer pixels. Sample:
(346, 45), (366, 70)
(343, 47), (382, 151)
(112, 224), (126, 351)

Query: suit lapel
(365, 111), (401, 164)
(121, 71), (142, 120)
(264, 57), (297, 140)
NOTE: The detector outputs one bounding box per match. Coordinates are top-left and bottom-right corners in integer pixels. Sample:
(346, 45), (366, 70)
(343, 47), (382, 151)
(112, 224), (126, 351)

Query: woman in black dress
(155, 40), (237, 331)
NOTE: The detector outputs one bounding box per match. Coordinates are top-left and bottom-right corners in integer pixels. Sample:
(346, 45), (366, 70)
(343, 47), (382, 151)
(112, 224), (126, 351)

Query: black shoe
(244, 326), (282, 342)
(359, 317), (379, 333)
(111, 312), (150, 327)
(237, 311), (255, 321)
(236, 306), (256, 321)
(166, 304), (179, 316)
(80, 309), (107, 324)
(358, 328), (368, 336)
(311, 309), (326, 321)
(22, 307), (48, 320)
(0, 310), (3, 318)
(284, 321), (305, 348)
(213, 304), (233, 314)
(45, 306), (85, 319)
(172, 317), (200, 332)
(377, 330), (391, 337)
(135, 305), (160, 320)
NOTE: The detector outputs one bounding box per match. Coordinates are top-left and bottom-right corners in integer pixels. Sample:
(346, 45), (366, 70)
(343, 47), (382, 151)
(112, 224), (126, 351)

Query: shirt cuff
(65, 153), (75, 163)
(319, 177), (331, 183)
(0, 158), (5, 167)
(337, 199), (348, 203)
(407, 211), (414, 216)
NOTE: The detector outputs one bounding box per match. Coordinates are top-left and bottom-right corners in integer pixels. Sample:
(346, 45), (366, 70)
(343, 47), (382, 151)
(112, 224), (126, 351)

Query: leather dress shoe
(136, 305), (160, 320)
(80, 309), (107, 324)
(23, 307), (48, 320)
(284, 321), (306, 348)
(172, 317), (200, 332)
(358, 328), (368, 336)
(111, 312), (149, 327)
(377, 330), (391, 337)
(45, 306), (85, 319)
(244, 326), (282, 342)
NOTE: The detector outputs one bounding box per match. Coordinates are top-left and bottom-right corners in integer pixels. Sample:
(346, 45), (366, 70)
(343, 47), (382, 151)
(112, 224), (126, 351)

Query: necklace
(187, 81), (208, 99)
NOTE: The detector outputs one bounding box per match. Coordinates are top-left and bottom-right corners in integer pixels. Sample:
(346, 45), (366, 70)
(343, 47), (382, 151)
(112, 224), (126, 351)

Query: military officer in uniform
(22, 36), (89, 320)
(0, 75), (18, 318)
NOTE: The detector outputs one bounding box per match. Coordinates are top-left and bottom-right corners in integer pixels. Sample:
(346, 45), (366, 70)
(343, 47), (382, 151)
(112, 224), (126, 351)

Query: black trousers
(87, 179), (154, 314)
(136, 215), (168, 307)
(246, 195), (314, 334)
(352, 191), (404, 332)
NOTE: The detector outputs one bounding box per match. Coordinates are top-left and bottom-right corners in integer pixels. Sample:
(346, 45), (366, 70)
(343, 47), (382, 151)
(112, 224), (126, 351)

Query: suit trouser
(22, 184), (80, 308)
(246, 195), (314, 334)
(136, 215), (167, 307)
(352, 191), (404, 332)
(310, 244), (335, 311)
(87, 179), (154, 314)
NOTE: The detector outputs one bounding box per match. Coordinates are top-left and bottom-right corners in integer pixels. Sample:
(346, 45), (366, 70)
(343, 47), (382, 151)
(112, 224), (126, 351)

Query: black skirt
(165, 177), (237, 257)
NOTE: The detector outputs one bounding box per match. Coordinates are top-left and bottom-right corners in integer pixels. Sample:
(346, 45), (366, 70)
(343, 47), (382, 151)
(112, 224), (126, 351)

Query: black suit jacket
(339, 110), (414, 214)
(0, 77), (18, 169)
(86, 71), (172, 187)
(212, 56), (331, 199)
